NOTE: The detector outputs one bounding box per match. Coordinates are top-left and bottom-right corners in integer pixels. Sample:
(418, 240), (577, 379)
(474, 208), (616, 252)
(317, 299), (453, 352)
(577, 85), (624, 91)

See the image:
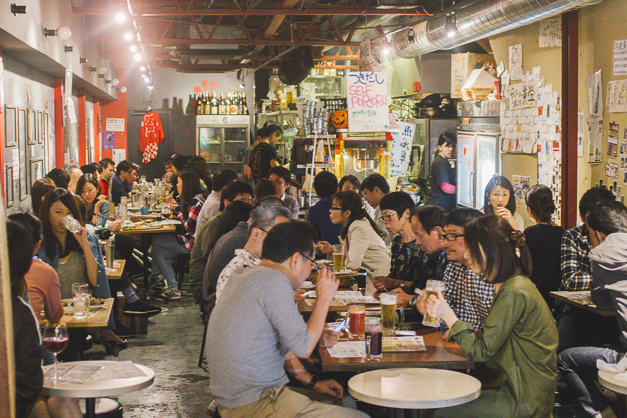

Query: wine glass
(161, 206), (172, 220)
(42, 322), (69, 384)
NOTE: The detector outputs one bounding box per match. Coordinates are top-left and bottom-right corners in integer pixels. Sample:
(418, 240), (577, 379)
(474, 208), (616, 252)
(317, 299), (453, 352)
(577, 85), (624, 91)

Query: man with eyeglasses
(361, 174), (392, 245)
(414, 208), (495, 331)
(269, 166), (299, 219)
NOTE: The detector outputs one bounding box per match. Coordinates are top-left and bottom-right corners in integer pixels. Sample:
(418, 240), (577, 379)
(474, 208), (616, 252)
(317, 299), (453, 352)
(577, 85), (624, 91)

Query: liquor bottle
(204, 93), (211, 115)
(185, 94), (195, 115)
(196, 93), (204, 115)
(218, 93), (226, 115)
(210, 93), (219, 115)
(229, 92), (239, 115)
(240, 92), (247, 115)
(224, 93), (231, 115)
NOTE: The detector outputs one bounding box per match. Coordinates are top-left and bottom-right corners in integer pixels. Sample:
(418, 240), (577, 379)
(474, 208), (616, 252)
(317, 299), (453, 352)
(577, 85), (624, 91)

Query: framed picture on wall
(27, 109), (36, 145)
(5, 165), (14, 207)
(44, 112), (49, 146)
(4, 105), (17, 147)
(30, 158), (43, 183)
(37, 111), (44, 144)
(18, 108), (28, 200)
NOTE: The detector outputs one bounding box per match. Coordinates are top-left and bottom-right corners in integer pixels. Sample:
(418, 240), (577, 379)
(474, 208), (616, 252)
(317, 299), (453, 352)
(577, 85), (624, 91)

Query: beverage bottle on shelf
(196, 93), (204, 115)
(186, 94), (195, 115)
(240, 92), (247, 115)
(210, 93), (218, 115)
(230, 92), (239, 115)
(204, 93), (211, 115)
(225, 93), (232, 115)
(219, 93), (226, 115)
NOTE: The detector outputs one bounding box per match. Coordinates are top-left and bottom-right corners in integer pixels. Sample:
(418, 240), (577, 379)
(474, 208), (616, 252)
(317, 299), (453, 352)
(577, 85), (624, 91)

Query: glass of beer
(365, 319), (383, 361)
(348, 304), (366, 339)
(422, 280), (446, 327)
(380, 293), (398, 335)
(332, 244), (345, 271)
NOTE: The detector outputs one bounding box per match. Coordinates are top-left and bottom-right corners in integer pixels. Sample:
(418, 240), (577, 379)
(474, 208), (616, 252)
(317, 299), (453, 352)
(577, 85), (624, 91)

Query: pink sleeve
(42, 263), (64, 323)
(440, 182), (457, 194)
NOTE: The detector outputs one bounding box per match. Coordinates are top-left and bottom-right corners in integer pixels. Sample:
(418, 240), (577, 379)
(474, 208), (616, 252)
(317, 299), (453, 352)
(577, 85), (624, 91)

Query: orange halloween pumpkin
(332, 110), (348, 129)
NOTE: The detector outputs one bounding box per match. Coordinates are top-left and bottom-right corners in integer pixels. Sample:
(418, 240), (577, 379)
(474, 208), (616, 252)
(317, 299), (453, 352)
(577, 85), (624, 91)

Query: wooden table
(105, 260), (125, 280)
(319, 329), (474, 373)
(42, 298), (114, 328)
(550, 291), (615, 316)
(114, 222), (179, 288)
(348, 368), (481, 411)
(41, 360), (154, 418)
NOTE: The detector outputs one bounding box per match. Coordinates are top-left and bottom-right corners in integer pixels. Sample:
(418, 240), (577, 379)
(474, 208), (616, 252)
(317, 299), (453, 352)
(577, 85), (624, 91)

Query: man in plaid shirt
(414, 208), (495, 331)
(556, 186), (617, 352)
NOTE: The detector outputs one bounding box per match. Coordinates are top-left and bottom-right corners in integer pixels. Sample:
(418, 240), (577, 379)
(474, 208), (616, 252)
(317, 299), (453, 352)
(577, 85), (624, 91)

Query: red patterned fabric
(139, 111), (164, 163)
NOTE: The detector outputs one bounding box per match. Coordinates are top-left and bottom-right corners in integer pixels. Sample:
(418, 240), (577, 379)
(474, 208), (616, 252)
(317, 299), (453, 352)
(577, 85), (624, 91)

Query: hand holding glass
(422, 280), (446, 327)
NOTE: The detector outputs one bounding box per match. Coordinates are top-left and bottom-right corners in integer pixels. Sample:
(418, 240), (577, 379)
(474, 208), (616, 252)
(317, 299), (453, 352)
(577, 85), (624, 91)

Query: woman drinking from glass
(75, 174), (109, 227)
(425, 215), (558, 417)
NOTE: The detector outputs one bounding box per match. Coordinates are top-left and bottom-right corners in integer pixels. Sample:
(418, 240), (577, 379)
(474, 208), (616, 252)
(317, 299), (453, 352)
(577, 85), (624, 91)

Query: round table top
(41, 361), (154, 398)
(348, 368), (481, 409)
(599, 370), (627, 395)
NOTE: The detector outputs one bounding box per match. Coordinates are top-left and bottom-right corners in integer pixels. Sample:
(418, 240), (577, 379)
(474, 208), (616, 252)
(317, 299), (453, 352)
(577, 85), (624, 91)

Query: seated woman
(318, 191), (390, 282)
(75, 174), (109, 227)
(524, 184), (565, 308)
(425, 215), (558, 417)
(483, 175), (524, 231)
(339, 175), (375, 217)
(152, 169), (208, 300)
(30, 178), (56, 218)
(373, 191), (422, 290)
(37, 188), (128, 356)
(7, 220), (81, 418)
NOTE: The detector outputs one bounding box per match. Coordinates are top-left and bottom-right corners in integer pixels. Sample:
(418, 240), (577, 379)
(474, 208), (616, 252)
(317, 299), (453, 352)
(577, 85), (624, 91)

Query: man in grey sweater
(559, 200), (627, 418)
(206, 221), (368, 418)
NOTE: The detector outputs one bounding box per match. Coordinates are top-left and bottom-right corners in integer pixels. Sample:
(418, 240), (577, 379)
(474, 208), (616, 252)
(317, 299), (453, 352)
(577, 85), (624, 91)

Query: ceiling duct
(392, 0), (603, 58)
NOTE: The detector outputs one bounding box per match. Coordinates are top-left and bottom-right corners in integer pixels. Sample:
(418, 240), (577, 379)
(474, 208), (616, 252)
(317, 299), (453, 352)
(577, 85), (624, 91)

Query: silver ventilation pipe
(392, 0), (603, 58)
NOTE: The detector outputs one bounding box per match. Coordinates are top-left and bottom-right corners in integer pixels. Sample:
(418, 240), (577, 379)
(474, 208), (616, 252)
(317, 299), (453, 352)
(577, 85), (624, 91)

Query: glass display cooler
(196, 115), (251, 172)
(456, 129), (500, 209)
(406, 118), (459, 184)
(336, 132), (391, 182)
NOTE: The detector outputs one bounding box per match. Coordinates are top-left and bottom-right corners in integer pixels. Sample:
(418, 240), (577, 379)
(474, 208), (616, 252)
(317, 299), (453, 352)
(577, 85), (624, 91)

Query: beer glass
(422, 280), (446, 327)
(380, 293), (398, 335)
(332, 244), (345, 271)
(348, 304), (366, 339)
(365, 319), (383, 361)
(72, 283), (90, 317)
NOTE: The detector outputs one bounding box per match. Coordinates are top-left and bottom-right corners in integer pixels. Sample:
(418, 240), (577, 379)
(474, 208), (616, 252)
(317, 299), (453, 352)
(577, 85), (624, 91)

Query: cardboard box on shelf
(451, 53), (495, 99)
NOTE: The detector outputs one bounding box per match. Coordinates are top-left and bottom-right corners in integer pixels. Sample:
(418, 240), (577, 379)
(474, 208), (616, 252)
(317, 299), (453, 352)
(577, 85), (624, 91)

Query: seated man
(559, 201), (627, 418)
(361, 173), (391, 244)
(203, 197), (290, 302)
(269, 166), (299, 219)
(99, 158), (116, 199)
(207, 221), (368, 418)
(557, 186), (618, 352)
(111, 160), (133, 205)
(415, 208), (495, 331)
(308, 171), (342, 247)
(64, 164), (83, 194)
(196, 169), (239, 233)
(45, 168), (70, 190)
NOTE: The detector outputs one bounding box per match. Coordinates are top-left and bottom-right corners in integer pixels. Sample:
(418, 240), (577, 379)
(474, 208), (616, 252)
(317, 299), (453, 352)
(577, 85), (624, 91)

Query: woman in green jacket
(426, 215), (558, 417)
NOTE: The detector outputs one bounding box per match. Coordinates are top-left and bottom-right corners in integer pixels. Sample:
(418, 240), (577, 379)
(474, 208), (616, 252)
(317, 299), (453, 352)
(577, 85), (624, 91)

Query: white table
(41, 361), (154, 418)
(348, 368), (481, 415)
(599, 370), (627, 395)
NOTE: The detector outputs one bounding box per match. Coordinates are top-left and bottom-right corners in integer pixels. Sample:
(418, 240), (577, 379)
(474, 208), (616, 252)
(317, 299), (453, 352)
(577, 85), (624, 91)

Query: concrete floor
(113, 292), (211, 417)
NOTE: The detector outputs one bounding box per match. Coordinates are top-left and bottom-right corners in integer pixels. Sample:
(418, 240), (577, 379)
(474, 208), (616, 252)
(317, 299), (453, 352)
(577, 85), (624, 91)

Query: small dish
(300, 281), (314, 290)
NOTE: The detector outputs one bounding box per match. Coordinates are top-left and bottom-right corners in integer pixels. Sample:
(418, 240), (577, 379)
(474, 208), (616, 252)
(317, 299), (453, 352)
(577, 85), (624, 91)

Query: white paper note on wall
(112, 149), (126, 166)
(509, 44), (523, 81)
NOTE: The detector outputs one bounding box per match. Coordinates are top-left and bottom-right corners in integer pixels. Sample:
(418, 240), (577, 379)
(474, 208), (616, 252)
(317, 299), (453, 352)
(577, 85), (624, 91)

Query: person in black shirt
(427, 132), (457, 212)
(524, 184), (565, 308)
(249, 124), (282, 183)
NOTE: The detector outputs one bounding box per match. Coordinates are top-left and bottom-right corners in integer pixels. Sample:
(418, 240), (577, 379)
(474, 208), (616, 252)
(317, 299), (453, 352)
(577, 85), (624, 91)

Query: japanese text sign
(390, 122), (416, 177)
(347, 72), (389, 132)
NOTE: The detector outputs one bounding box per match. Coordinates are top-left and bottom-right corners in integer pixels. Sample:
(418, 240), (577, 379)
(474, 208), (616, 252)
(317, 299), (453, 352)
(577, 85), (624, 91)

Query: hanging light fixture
(115, 13), (126, 23)
(445, 12), (457, 39)
(111, 78), (120, 87)
(43, 25), (72, 40)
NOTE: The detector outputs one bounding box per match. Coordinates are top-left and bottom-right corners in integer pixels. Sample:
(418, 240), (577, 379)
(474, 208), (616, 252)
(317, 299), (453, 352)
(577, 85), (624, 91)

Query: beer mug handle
(365, 334), (372, 360)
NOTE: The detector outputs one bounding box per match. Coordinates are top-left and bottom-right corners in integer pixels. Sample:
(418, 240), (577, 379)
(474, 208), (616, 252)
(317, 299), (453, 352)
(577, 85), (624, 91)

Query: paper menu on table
(45, 364), (103, 384)
(326, 341), (366, 358)
(90, 361), (147, 380)
(334, 291), (379, 304)
(382, 336), (426, 352)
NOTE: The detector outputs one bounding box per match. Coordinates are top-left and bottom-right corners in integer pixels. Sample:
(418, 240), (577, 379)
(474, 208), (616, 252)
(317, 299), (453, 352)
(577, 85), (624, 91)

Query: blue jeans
(151, 234), (190, 290)
(558, 346), (619, 417)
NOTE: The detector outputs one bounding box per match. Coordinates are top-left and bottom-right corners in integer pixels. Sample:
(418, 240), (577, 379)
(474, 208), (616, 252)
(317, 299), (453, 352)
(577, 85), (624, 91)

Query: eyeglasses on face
(299, 253), (318, 269)
(377, 211), (397, 224)
(330, 206), (343, 211)
(438, 232), (465, 242)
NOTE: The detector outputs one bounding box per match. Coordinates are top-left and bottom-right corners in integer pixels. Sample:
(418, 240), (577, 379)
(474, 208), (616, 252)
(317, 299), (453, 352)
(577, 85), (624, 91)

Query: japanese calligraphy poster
(509, 44), (523, 81)
(539, 19), (562, 48)
(606, 79), (627, 113)
(346, 71), (389, 132)
(608, 122), (619, 158)
(389, 121), (416, 178)
(509, 83), (537, 109)
(614, 40), (627, 76)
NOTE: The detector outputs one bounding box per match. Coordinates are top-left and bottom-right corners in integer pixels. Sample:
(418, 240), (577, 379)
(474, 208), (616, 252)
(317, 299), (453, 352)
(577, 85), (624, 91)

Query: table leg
(85, 398), (96, 418)
(142, 235), (150, 289)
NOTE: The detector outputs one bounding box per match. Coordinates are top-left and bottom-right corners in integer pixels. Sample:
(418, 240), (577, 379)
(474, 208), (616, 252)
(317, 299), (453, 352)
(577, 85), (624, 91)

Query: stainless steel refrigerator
(406, 118), (459, 183)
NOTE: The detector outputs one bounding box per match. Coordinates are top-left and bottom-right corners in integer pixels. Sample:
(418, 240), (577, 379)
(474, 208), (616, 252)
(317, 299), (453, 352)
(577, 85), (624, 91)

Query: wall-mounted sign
(102, 132), (115, 150)
(106, 118), (125, 132)
(346, 71), (389, 132)
(389, 122), (415, 178)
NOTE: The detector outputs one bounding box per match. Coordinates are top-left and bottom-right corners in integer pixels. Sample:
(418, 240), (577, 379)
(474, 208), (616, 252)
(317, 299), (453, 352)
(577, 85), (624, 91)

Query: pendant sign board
(106, 118), (125, 132)
(347, 72), (389, 132)
(389, 122), (416, 178)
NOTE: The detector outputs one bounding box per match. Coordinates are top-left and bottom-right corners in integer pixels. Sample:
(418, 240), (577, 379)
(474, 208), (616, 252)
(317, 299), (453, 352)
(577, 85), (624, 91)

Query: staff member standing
(427, 133), (457, 213)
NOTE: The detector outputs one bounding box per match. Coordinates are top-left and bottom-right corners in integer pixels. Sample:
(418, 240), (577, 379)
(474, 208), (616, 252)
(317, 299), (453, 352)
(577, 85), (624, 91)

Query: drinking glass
(42, 322), (69, 384)
(422, 280), (446, 327)
(365, 319), (383, 361)
(380, 293), (398, 335)
(161, 206), (172, 220)
(72, 283), (90, 317)
(332, 244), (345, 271)
(348, 304), (366, 339)
(61, 215), (81, 234)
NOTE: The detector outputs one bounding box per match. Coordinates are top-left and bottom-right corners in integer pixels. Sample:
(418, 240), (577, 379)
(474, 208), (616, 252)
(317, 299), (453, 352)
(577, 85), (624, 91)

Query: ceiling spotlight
(80, 57), (88, 64)
(446, 12), (457, 39)
(64, 45), (73, 53)
(134, 53), (142, 61)
(115, 13), (126, 23)
(239, 82), (245, 89)
(88, 66), (97, 72)
(118, 86), (127, 93)
(97, 65), (107, 75)
(11, 4), (26, 15)
(148, 85), (154, 90)
(105, 79), (112, 84)
(124, 32), (133, 41)
(382, 47), (390, 55)
(111, 78), (120, 87)
(130, 45), (137, 52)
(43, 25), (72, 40)
(140, 66), (146, 72)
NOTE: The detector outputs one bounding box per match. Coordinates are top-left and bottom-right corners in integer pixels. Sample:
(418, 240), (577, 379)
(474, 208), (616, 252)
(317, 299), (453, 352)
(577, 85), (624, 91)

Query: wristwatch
(408, 295), (418, 308)
(306, 375), (319, 389)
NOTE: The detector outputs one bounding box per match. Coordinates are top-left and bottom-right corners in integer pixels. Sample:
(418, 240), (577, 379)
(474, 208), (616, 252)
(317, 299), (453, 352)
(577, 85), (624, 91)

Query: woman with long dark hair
(426, 215), (558, 417)
(37, 188), (127, 355)
(30, 178), (56, 219)
(426, 132), (457, 212)
(151, 169), (208, 300)
(318, 191), (390, 281)
(75, 174), (109, 227)
(483, 175), (524, 231)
